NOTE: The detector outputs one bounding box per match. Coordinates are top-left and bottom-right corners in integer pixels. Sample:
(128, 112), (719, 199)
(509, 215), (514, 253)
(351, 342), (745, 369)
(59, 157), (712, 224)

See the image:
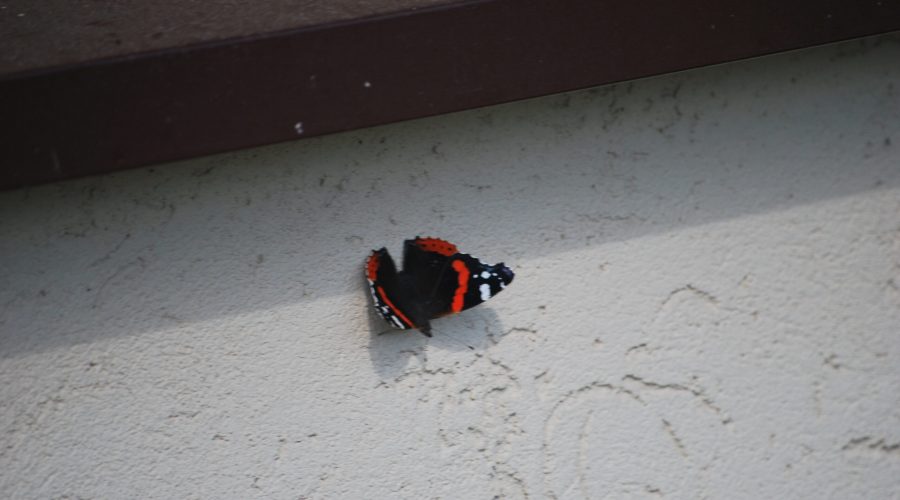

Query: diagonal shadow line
(1, 34), (899, 359)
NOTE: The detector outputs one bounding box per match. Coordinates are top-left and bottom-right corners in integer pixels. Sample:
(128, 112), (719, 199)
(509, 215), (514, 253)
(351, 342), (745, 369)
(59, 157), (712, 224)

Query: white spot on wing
(481, 271), (491, 279)
(479, 283), (491, 301)
(294, 122), (304, 135)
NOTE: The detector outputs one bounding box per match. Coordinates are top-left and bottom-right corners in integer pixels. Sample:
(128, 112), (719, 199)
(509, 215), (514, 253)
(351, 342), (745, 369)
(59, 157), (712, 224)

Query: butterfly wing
(402, 237), (462, 317)
(366, 248), (417, 330)
(441, 253), (514, 314)
(403, 237), (514, 318)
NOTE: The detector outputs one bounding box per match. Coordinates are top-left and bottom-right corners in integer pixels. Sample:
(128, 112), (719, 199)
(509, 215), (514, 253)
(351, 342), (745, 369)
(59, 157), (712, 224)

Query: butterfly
(365, 237), (514, 336)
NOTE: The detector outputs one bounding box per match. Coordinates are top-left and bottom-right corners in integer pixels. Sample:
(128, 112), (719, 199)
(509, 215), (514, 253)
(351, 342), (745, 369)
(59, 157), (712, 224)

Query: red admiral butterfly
(366, 237), (514, 337)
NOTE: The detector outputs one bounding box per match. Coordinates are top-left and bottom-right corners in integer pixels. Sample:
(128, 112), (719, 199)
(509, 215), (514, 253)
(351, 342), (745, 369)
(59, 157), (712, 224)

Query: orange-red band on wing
(366, 253), (380, 281)
(377, 285), (415, 328)
(451, 260), (469, 313)
(415, 237), (459, 257)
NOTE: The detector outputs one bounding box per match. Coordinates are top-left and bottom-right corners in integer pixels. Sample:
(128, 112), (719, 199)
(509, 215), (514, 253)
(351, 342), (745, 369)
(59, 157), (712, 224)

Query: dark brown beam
(2, 0), (899, 190)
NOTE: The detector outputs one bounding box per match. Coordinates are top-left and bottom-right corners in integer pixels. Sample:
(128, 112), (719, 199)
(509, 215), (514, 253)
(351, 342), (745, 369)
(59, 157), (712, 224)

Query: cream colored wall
(2, 34), (899, 499)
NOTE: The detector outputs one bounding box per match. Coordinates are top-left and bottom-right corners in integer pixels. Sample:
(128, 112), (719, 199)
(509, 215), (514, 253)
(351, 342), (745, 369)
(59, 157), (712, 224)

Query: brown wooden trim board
(2, 0), (899, 189)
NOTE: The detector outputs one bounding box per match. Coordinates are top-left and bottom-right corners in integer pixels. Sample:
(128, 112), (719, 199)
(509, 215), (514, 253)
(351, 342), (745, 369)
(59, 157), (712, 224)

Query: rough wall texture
(2, 35), (899, 499)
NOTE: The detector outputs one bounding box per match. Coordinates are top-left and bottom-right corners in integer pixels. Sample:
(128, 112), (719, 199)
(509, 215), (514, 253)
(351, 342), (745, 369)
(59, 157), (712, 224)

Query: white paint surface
(2, 35), (899, 499)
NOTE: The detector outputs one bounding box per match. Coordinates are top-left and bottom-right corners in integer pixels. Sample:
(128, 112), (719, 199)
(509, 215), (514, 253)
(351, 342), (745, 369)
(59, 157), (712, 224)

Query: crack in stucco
(626, 342), (648, 354)
(662, 419), (688, 458)
(621, 374), (731, 425)
(88, 233), (132, 268)
(92, 256), (146, 309)
(404, 354), (530, 497)
(576, 411), (594, 499)
(660, 284), (719, 309)
(842, 437), (900, 456)
(490, 326), (538, 345)
(823, 353), (843, 370)
(542, 382), (642, 499)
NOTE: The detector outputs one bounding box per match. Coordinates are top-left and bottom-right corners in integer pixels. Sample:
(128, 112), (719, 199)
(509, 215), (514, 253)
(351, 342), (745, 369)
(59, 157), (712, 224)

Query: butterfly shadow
(365, 298), (504, 382)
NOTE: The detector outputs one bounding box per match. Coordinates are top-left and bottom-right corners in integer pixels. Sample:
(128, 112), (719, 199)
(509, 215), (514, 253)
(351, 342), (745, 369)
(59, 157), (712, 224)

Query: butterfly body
(366, 237), (514, 336)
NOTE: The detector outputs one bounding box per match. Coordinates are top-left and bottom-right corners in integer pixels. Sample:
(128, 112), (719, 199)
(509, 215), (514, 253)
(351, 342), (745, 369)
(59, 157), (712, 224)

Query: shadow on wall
(1, 34), (898, 358)
(366, 295), (503, 381)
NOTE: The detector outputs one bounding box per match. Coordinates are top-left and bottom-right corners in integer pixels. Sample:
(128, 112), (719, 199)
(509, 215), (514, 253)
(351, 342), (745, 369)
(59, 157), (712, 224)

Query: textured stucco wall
(2, 35), (899, 499)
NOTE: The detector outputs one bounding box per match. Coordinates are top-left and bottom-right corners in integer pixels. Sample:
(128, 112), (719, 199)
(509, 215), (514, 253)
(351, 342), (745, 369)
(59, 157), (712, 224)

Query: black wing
(366, 248), (415, 330)
(403, 237), (515, 318)
(402, 237), (461, 317)
(450, 253), (514, 313)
